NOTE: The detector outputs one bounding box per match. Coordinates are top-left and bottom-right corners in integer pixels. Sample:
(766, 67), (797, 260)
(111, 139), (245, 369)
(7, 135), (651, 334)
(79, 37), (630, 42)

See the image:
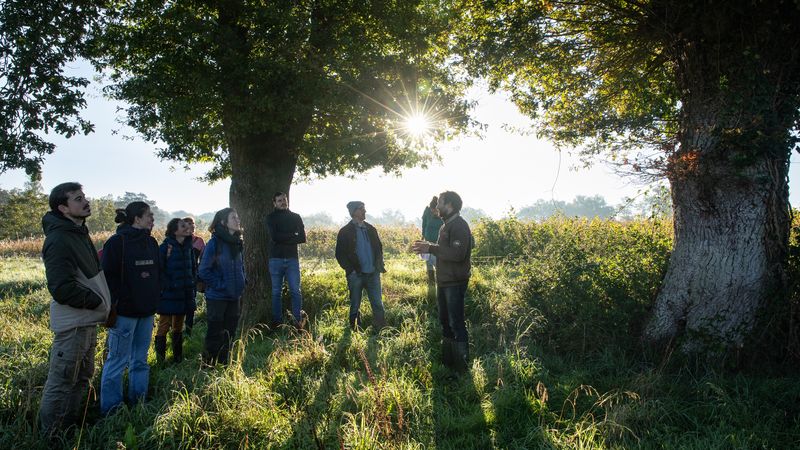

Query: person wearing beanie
(335, 201), (386, 331)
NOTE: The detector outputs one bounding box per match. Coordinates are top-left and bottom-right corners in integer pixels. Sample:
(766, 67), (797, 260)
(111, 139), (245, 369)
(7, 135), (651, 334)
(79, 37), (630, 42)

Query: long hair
(429, 196), (438, 210)
(209, 207), (236, 232)
(114, 201), (150, 225)
(165, 218), (183, 239)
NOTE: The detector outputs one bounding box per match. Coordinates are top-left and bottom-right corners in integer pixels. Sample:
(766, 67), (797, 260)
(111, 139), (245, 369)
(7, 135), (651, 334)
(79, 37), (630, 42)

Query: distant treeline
(0, 182), (208, 240)
(0, 182), (671, 241)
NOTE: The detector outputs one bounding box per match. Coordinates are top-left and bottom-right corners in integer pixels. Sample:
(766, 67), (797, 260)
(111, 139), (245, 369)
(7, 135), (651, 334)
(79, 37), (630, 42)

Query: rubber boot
(154, 335), (167, 364)
(171, 331), (183, 363)
(454, 341), (470, 373)
(373, 312), (386, 333)
(441, 337), (455, 368)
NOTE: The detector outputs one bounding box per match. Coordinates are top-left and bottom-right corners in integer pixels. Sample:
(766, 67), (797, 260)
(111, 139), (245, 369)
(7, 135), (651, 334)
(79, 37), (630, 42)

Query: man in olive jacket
(412, 191), (474, 372)
(335, 201), (386, 330)
(39, 182), (109, 435)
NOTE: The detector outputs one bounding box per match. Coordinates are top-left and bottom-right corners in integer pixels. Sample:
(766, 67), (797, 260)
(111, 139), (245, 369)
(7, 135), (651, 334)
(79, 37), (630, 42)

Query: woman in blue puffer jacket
(198, 208), (245, 366)
(154, 218), (196, 364)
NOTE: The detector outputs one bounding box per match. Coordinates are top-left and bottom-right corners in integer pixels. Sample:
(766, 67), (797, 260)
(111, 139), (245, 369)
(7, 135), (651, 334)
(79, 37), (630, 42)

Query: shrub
(485, 217), (674, 354)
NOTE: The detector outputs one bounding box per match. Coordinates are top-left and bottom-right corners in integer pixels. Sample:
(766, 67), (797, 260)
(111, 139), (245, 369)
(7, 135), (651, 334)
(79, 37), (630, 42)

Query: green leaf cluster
(0, 0), (105, 176)
(94, 0), (475, 181)
(454, 0), (800, 170)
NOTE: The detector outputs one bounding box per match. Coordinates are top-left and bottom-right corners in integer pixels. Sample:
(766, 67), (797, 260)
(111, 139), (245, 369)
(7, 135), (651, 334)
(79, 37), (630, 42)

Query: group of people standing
(38, 184), (245, 434)
(36, 182), (473, 437)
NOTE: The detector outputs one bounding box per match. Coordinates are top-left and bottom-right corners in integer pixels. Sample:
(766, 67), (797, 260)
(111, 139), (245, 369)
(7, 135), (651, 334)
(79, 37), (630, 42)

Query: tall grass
(1, 218), (799, 449)
(0, 225), (419, 259)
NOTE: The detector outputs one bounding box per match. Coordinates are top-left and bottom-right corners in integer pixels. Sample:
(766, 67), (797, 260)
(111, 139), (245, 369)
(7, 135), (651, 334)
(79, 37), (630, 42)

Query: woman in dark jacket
(154, 218), (196, 364)
(100, 201), (160, 416)
(198, 208), (245, 366)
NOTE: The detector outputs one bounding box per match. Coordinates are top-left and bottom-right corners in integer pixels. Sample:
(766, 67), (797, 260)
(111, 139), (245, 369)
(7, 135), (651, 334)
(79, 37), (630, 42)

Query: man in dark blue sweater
(266, 192), (307, 329)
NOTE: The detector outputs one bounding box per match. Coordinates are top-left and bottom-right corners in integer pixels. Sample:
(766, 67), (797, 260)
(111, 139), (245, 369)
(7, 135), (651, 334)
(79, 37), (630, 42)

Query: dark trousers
(185, 309), (195, 330)
(437, 283), (469, 343)
(204, 298), (241, 365)
(185, 294), (199, 330)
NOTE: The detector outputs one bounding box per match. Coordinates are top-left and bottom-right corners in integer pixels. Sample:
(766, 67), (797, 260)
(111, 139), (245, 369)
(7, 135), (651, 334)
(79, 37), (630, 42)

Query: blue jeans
(100, 315), (154, 415)
(347, 272), (385, 321)
(269, 258), (302, 322)
(438, 283), (468, 343)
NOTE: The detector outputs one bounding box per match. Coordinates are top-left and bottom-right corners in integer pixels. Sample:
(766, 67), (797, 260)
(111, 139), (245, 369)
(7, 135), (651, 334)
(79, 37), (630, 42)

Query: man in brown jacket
(412, 191), (474, 372)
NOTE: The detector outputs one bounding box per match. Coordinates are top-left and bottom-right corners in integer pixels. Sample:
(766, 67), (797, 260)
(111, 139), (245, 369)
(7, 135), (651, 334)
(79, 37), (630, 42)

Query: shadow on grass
(427, 301), (493, 449)
(0, 279), (47, 300)
(285, 327), (353, 448)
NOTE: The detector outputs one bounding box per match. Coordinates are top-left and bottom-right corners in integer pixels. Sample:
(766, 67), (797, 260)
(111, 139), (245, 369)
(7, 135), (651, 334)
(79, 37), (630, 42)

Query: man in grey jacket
(39, 182), (109, 435)
(412, 191), (474, 373)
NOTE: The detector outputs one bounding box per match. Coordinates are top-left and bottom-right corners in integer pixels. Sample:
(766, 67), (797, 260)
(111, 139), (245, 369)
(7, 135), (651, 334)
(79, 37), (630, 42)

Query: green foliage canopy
(0, 0), (104, 176)
(94, 0), (474, 181)
(456, 0), (800, 171)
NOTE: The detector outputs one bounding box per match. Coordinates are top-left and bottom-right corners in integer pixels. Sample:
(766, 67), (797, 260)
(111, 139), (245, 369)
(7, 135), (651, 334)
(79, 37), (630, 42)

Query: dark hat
(347, 201), (365, 216)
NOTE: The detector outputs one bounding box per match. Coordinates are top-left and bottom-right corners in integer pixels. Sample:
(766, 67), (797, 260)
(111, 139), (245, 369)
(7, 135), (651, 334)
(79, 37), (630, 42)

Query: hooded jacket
(42, 212), (103, 309)
(102, 224), (161, 317)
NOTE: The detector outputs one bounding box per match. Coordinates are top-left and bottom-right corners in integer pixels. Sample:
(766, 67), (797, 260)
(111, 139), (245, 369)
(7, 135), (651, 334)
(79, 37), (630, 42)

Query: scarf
(214, 223), (243, 258)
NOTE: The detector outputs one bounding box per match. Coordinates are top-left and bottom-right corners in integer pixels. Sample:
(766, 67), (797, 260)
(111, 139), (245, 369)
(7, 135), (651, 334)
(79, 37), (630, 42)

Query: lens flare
(404, 113), (430, 137)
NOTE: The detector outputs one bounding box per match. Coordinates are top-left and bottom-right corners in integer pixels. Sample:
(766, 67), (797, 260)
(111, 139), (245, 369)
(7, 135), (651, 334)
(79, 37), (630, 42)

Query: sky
(2, 64), (800, 224)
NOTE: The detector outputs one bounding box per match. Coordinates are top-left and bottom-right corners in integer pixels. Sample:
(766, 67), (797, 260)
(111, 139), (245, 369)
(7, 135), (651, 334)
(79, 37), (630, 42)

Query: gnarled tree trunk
(645, 104), (791, 353)
(229, 135), (298, 327)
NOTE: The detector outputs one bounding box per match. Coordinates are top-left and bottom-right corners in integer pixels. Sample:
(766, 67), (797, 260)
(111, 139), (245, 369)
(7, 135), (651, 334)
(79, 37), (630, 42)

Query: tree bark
(228, 136), (298, 327)
(645, 109), (791, 353)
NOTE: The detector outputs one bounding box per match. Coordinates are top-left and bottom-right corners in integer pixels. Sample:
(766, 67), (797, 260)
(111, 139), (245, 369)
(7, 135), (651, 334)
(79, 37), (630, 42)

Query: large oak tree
(457, 0), (800, 353)
(94, 0), (472, 322)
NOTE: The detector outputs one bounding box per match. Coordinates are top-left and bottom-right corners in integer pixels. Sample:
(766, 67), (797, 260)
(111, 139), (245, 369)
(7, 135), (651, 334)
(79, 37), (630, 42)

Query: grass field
(1, 219), (799, 449)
